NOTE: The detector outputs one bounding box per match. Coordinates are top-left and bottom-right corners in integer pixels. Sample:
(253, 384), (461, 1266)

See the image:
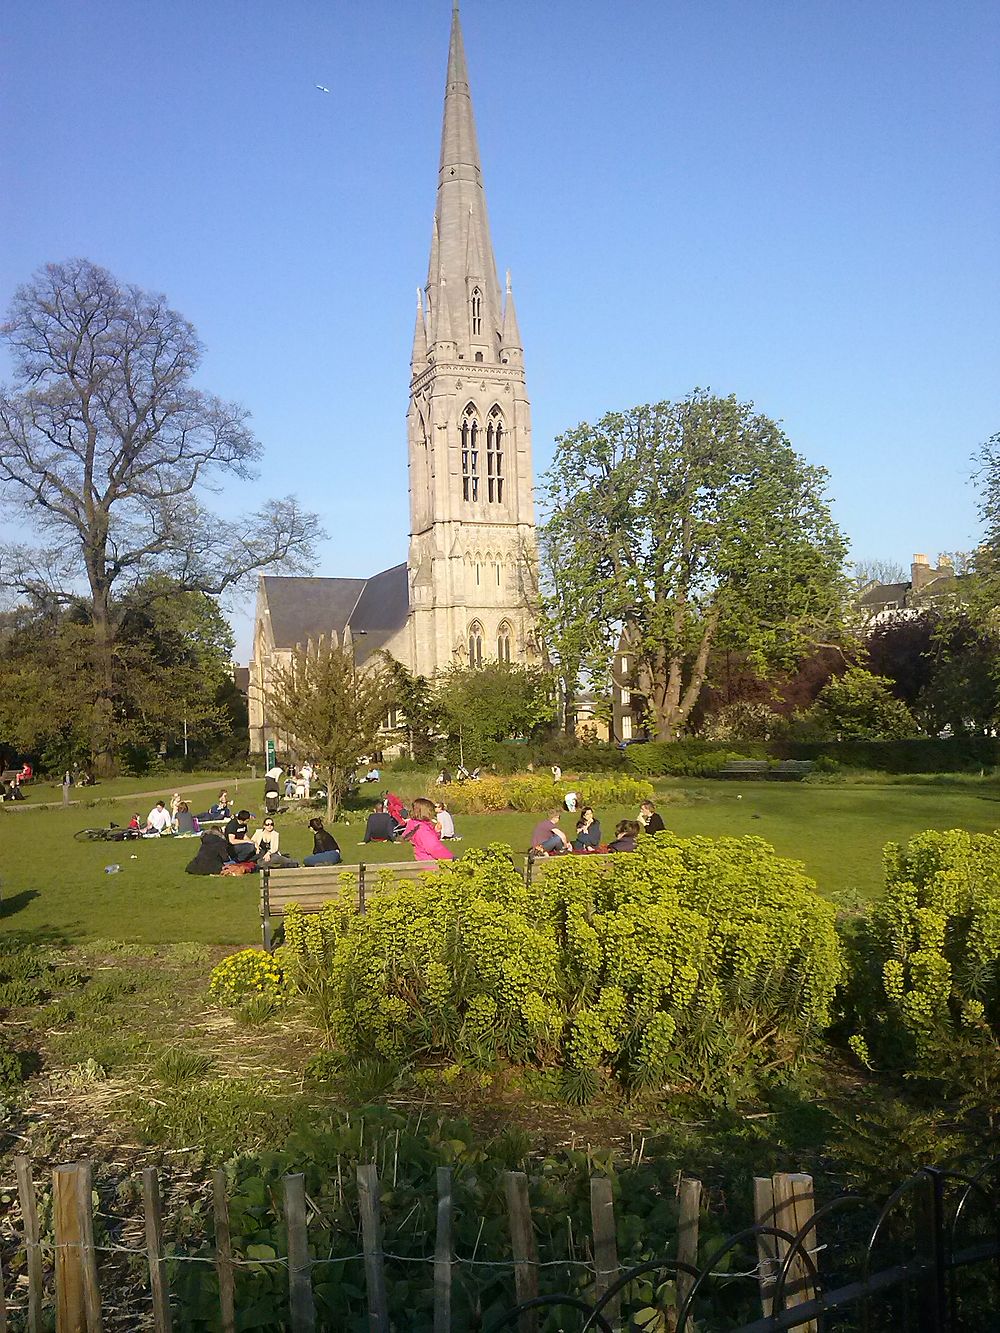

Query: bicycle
(73, 824), (140, 843)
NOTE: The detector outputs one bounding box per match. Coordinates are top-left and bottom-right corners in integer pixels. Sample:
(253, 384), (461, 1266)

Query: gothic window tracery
(461, 403), (480, 501)
(471, 287), (482, 335)
(497, 622), (512, 662)
(486, 406), (504, 503)
(468, 621), (484, 667)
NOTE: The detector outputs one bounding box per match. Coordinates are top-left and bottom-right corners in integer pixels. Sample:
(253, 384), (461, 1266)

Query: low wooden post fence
(1, 1154), (993, 1330)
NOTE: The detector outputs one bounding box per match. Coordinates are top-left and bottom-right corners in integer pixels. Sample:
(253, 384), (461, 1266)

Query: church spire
(427, 0), (502, 352)
(501, 270), (523, 360)
(411, 287), (428, 368)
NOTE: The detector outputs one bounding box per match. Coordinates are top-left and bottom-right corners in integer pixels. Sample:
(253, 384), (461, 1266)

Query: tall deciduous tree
(0, 259), (323, 772)
(434, 662), (557, 765)
(265, 642), (393, 820)
(540, 392), (848, 739)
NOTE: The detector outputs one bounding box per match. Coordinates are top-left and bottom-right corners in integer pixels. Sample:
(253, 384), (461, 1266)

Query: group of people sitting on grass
(529, 799), (665, 857)
(182, 793), (463, 875)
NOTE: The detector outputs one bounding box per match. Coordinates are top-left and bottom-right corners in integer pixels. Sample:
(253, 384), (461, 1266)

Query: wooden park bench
(259, 860), (450, 948)
(719, 758), (771, 779)
(718, 758), (814, 781)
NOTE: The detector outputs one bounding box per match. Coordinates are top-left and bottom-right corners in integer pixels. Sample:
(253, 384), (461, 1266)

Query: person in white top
(144, 801), (173, 834)
(300, 762), (313, 798)
(434, 802), (457, 839)
(563, 791), (579, 813)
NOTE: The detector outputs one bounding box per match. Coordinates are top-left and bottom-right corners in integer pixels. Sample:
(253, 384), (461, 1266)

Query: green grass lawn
(8, 768), (245, 806)
(2, 776), (999, 946)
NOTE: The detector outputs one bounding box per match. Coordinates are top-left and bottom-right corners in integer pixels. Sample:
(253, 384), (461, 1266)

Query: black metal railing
(486, 1160), (1000, 1333)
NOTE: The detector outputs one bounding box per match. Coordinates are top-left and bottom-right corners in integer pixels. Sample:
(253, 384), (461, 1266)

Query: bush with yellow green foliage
(209, 948), (285, 1008)
(272, 837), (839, 1104)
(439, 773), (654, 813)
(849, 830), (1000, 1098)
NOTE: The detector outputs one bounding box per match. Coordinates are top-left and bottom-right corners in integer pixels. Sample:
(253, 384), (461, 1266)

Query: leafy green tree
(812, 667), (919, 740)
(382, 657), (444, 761)
(540, 391), (848, 740)
(265, 642), (393, 819)
(434, 662), (557, 765)
(920, 610), (1000, 737)
(0, 259), (322, 773)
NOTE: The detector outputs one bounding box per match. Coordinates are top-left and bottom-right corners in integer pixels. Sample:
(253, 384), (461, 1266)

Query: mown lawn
(2, 775), (998, 945)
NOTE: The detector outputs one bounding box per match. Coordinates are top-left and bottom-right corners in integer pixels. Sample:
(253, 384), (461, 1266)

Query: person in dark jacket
(304, 817), (342, 866)
(572, 807), (602, 851)
(185, 829), (231, 875)
(608, 819), (640, 853)
(362, 800), (399, 843)
(638, 800), (665, 835)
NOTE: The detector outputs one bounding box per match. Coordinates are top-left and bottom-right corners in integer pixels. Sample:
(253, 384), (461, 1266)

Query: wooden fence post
(142, 1167), (172, 1333)
(75, 1163), (103, 1333)
(676, 1177), (702, 1331)
(283, 1174), (316, 1333)
(434, 1166), (453, 1333)
(357, 1163), (389, 1332)
(15, 1156), (43, 1333)
(771, 1173), (817, 1332)
(504, 1171), (539, 1333)
(53, 1165), (86, 1333)
(753, 1177), (779, 1317)
(589, 1176), (621, 1332)
(212, 1170), (236, 1333)
(0, 1242), (8, 1333)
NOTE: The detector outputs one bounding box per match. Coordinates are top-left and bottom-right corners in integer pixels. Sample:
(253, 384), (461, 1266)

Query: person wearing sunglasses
(252, 817), (282, 865)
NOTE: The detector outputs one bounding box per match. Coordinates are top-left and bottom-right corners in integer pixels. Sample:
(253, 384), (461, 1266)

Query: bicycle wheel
(74, 827), (109, 842)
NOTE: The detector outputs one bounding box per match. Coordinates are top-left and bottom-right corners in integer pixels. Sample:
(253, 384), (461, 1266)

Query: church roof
(260, 566), (409, 656)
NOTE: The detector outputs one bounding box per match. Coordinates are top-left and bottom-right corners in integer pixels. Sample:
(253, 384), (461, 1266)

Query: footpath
(3, 777), (248, 813)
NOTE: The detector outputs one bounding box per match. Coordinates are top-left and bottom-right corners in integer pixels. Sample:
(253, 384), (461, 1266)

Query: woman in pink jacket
(401, 798), (455, 862)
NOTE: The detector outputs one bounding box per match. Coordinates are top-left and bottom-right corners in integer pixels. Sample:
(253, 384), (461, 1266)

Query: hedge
(438, 774), (654, 813)
(624, 736), (1000, 776)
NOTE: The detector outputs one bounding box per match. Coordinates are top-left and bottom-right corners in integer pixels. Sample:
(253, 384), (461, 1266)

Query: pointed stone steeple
(411, 288), (428, 368)
(426, 0), (502, 357)
(406, 4), (538, 680)
(501, 269), (522, 363)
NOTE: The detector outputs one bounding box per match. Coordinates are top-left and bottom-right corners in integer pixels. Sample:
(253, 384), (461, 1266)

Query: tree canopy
(265, 643), (393, 819)
(540, 391), (849, 739)
(0, 259), (322, 770)
(434, 662), (557, 765)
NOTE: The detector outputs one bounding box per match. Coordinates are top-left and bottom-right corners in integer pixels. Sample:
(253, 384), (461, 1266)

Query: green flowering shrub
(280, 838), (839, 1103)
(440, 774), (654, 813)
(209, 949), (285, 1008)
(848, 830), (1000, 1094)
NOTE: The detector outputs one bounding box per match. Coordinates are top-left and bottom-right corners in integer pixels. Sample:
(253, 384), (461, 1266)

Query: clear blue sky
(4, 1), (998, 660)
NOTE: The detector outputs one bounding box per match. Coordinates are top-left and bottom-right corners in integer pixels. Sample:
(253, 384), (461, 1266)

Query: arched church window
(475, 351), (484, 363)
(471, 287), (482, 335)
(497, 623), (512, 663)
(461, 403), (480, 502)
(486, 407), (505, 503)
(468, 622), (484, 667)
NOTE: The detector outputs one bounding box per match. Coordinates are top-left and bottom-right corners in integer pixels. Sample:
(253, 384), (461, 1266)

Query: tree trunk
(90, 585), (118, 777)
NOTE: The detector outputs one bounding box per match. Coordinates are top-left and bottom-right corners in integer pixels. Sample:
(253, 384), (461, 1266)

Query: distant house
(860, 553), (962, 624)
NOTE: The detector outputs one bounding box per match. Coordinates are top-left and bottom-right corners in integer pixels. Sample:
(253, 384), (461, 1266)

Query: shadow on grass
(0, 888), (40, 921)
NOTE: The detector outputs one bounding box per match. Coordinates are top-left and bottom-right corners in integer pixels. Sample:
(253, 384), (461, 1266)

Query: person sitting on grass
(530, 809), (571, 856)
(173, 801), (199, 835)
(361, 800), (399, 843)
(304, 816), (342, 866)
(252, 817), (286, 866)
(637, 800), (665, 835)
(143, 800), (173, 836)
(434, 801), (459, 840)
(401, 797), (454, 862)
(608, 819), (641, 853)
(224, 809), (257, 863)
(185, 828), (230, 875)
(572, 806), (602, 851)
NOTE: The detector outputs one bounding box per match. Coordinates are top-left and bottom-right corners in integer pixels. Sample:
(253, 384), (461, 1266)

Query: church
(248, 3), (539, 753)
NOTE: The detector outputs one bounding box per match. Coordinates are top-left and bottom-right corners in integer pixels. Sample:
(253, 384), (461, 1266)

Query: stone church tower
(406, 1), (539, 678)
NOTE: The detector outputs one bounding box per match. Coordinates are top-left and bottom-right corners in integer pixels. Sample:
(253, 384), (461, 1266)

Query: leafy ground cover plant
(249, 838), (840, 1105)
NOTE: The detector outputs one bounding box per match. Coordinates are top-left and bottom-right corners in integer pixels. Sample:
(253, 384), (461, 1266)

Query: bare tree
(0, 259), (323, 771)
(851, 558), (907, 591)
(265, 641), (393, 820)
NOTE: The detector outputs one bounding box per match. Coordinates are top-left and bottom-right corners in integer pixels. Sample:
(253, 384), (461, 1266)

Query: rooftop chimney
(911, 553), (932, 593)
